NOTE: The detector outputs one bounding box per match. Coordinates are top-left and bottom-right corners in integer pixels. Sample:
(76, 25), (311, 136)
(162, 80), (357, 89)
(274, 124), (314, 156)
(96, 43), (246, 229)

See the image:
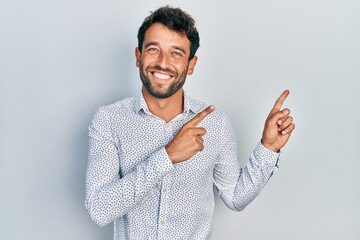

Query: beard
(139, 61), (189, 99)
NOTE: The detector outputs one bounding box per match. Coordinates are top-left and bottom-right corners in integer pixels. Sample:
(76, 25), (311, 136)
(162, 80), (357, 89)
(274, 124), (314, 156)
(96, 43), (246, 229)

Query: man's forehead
(143, 23), (190, 49)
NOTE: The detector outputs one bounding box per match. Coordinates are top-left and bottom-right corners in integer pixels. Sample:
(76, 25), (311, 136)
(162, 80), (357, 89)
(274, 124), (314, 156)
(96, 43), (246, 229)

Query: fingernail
(277, 120), (282, 125)
(282, 130), (287, 135)
(210, 105), (215, 110)
(283, 109), (289, 114)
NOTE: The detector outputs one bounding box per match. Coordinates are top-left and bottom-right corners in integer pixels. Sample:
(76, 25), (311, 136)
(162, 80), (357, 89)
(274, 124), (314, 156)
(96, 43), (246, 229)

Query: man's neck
(142, 87), (184, 123)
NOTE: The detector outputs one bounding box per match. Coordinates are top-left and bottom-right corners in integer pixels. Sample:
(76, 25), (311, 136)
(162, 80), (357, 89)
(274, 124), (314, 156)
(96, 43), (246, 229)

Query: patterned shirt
(85, 92), (280, 240)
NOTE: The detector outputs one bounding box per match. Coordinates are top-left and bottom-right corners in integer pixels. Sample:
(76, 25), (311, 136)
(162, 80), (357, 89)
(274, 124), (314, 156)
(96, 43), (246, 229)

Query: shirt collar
(133, 90), (150, 115)
(133, 90), (203, 115)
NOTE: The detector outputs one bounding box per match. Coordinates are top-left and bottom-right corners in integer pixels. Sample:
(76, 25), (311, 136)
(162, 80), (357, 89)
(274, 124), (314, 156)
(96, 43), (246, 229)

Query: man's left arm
(213, 90), (295, 211)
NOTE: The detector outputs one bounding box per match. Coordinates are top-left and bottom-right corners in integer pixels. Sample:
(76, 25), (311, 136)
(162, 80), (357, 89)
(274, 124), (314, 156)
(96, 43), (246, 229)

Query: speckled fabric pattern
(85, 92), (280, 240)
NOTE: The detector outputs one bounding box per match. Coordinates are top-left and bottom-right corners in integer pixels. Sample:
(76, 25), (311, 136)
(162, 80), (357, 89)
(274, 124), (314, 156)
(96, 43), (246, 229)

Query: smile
(152, 71), (173, 80)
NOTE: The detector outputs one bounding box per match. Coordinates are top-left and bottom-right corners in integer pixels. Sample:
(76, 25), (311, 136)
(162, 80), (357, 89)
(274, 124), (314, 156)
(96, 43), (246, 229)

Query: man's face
(136, 22), (197, 99)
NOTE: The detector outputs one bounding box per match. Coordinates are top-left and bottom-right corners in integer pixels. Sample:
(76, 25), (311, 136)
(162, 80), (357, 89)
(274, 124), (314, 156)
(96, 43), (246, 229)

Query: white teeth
(153, 72), (171, 80)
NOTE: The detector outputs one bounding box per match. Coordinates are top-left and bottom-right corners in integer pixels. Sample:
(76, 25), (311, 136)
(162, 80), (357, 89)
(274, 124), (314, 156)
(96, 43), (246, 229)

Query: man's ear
(187, 56), (198, 75)
(135, 47), (141, 67)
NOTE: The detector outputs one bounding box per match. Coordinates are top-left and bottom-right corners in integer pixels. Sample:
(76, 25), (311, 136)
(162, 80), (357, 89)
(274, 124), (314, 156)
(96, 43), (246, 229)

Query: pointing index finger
(270, 90), (290, 114)
(186, 105), (215, 127)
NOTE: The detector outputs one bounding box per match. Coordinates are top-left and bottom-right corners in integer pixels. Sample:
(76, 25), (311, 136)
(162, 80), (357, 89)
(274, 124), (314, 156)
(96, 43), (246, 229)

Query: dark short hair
(137, 6), (200, 60)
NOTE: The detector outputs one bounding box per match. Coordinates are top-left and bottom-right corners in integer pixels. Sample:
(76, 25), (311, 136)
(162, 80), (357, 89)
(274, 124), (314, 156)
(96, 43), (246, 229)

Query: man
(85, 6), (295, 240)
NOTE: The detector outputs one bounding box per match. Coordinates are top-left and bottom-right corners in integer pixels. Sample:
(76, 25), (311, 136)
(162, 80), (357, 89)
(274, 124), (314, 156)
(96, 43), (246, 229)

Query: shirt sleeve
(213, 114), (280, 211)
(85, 107), (174, 226)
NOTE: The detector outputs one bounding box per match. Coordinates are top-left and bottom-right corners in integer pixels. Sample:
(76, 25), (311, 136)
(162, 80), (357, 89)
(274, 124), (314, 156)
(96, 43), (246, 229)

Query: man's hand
(262, 90), (295, 152)
(166, 106), (215, 164)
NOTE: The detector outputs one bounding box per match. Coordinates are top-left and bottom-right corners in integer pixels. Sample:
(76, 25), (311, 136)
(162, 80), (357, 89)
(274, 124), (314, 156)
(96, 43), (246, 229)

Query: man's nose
(156, 52), (170, 68)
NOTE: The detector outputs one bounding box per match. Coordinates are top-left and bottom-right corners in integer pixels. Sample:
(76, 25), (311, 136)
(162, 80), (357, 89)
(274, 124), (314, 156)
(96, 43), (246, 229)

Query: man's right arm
(85, 108), (174, 226)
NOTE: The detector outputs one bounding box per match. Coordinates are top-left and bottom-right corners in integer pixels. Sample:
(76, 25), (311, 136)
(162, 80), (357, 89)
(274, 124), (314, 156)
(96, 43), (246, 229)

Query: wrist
(165, 144), (176, 163)
(261, 139), (280, 153)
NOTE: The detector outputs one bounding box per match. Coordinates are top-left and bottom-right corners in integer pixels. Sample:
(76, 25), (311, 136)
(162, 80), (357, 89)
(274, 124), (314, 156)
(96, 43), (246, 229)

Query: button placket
(164, 121), (174, 143)
(157, 176), (172, 239)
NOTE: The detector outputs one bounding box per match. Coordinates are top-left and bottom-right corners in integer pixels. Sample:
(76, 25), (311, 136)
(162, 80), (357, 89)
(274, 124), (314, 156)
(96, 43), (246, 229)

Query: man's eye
(147, 48), (158, 53)
(172, 51), (182, 57)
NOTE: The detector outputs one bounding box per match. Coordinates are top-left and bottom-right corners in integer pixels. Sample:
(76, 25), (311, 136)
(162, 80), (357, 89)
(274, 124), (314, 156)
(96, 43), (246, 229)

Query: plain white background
(1, 0), (359, 239)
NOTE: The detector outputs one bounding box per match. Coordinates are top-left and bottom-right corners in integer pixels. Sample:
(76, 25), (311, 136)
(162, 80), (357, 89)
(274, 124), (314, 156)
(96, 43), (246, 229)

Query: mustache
(146, 65), (177, 76)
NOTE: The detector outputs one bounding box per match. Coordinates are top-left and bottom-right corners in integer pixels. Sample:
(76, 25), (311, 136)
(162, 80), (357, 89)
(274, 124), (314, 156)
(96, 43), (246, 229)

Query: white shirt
(85, 92), (280, 240)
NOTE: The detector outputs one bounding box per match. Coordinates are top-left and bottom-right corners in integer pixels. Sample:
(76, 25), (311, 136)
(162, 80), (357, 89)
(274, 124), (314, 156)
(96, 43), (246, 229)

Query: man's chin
(141, 77), (184, 99)
(149, 91), (174, 99)
(146, 87), (178, 99)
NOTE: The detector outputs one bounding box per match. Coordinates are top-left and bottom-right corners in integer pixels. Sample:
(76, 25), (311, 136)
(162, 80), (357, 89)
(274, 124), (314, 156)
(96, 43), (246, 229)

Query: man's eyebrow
(144, 42), (159, 48)
(173, 46), (186, 54)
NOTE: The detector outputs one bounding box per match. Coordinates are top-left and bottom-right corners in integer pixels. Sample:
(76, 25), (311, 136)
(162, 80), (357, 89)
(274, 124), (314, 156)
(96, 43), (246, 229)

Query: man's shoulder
(92, 96), (137, 121)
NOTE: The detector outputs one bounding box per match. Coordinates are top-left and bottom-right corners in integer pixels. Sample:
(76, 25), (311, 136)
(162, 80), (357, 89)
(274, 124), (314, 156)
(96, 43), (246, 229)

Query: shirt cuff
(147, 147), (175, 177)
(254, 141), (281, 168)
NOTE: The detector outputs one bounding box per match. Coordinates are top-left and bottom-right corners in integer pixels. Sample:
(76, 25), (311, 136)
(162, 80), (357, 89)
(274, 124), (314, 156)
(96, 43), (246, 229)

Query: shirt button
(163, 187), (169, 193)
(160, 220), (166, 225)
(166, 123), (170, 128)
